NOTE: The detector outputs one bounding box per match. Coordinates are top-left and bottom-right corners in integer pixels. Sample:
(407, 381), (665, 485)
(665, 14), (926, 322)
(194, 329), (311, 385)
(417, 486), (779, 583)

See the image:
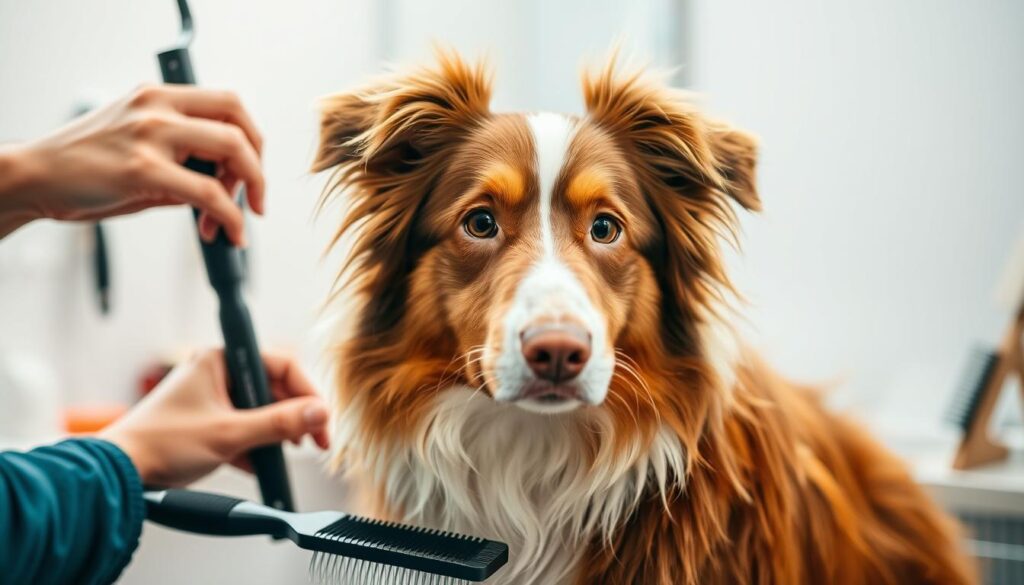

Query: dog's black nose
(521, 324), (591, 384)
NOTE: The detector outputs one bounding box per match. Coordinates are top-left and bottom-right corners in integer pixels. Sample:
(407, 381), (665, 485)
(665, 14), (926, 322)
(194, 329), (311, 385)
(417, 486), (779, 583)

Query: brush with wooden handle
(944, 227), (1024, 470)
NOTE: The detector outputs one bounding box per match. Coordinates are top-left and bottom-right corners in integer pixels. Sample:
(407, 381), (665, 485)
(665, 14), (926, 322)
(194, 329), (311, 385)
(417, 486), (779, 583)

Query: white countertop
(877, 422), (1024, 516)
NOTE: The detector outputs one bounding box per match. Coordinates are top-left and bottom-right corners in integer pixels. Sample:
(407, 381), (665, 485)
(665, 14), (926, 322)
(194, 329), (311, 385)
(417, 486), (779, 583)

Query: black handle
(158, 47), (196, 86)
(184, 161), (295, 513)
(145, 489), (282, 537)
(218, 294), (294, 512)
(157, 41), (295, 513)
(92, 222), (111, 315)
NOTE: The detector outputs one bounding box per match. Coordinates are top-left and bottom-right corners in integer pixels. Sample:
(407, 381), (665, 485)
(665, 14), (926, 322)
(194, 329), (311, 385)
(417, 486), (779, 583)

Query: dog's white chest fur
(334, 387), (686, 585)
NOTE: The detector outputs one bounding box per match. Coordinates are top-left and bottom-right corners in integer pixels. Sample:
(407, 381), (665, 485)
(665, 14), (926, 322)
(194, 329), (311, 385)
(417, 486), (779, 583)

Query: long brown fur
(314, 51), (977, 585)
(578, 357), (976, 584)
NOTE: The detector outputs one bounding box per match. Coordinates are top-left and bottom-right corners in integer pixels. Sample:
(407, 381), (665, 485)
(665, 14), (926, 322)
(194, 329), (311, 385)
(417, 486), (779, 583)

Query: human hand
(99, 349), (330, 487)
(1, 85), (264, 244)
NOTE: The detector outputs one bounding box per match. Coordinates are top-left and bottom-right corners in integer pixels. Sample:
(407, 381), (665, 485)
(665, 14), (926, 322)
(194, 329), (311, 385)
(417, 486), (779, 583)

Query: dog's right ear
(311, 90), (384, 173)
(313, 51), (492, 330)
(312, 50), (492, 177)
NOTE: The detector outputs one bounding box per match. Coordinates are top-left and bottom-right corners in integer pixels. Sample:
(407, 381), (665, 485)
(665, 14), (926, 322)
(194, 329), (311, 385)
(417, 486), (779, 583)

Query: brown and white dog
(312, 52), (977, 584)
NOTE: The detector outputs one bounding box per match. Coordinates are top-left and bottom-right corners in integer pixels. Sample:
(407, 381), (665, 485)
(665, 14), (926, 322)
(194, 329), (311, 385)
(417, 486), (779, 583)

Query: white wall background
(1, 0), (1023, 583)
(2, 0), (1022, 428)
(691, 0), (1024, 427)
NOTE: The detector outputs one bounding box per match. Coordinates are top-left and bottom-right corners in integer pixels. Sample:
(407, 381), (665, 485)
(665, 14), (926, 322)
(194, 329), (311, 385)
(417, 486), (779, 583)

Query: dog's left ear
(703, 122), (761, 212)
(582, 62), (760, 214)
(583, 59), (760, 356)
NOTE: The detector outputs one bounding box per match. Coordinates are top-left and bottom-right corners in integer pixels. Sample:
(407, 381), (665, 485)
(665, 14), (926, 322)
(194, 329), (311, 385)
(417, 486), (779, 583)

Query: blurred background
(1, 0), (1023, 583)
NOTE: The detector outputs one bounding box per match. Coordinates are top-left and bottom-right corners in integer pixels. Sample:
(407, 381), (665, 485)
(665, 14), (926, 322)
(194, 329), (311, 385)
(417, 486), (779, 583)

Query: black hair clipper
(156, 0), (294, 512)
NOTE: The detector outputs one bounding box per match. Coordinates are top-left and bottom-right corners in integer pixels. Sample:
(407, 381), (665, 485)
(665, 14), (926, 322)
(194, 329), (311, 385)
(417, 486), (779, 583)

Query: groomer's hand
(99, 349), (329, 487)
(0, 85), (264, 244)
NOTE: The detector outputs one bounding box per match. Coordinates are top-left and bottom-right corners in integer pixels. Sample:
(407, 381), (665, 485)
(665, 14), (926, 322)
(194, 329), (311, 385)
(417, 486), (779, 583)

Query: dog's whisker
(432, 349), (474, 394)
(611, 352), (660, 422)
(626, 376), (659, 421)
(431, 345), (491, 397)
(432, 345), (493, 411)
(455, 355), (488, 382)
(461, 380), (489, 411)
(611, 371), (661, 426)
(605, 386), (640, 429)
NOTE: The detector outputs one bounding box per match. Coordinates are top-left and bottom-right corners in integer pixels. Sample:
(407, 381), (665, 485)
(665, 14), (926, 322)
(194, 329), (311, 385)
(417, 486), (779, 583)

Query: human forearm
(0, 439), (145, 585)
(0, 144), (46, 238)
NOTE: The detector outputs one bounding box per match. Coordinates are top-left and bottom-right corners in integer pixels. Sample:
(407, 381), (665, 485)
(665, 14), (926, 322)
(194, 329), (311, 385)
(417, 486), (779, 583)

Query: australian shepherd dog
(312, 52), (976, 584)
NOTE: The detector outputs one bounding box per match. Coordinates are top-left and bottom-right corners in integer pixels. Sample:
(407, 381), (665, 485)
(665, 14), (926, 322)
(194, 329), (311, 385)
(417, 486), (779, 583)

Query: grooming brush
(944, 228), (1024, 470)
(144, 488), (508, 584)
(157, 0), (293, 511)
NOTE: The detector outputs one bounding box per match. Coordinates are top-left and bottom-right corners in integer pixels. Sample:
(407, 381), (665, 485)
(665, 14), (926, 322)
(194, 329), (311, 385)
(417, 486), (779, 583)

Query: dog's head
(315, 51), (758, 427)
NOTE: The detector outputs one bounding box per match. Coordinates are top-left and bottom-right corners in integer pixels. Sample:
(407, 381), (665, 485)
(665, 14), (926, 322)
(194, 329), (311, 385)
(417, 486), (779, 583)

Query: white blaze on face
(490, 113), (614, 413)
(531, 112), (569, 258)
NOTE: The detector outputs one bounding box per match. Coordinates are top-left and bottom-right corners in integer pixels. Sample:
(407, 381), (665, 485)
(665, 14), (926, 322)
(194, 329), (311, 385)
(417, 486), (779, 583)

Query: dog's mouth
(505, 380), (589, 414)
(472, 365), (588, 414)
(520, 380), (582, 402)
(534, 392), (569, 403)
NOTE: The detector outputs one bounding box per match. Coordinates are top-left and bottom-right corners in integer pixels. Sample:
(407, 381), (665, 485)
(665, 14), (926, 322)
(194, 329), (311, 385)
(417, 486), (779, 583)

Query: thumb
(230, 397), (329, 450)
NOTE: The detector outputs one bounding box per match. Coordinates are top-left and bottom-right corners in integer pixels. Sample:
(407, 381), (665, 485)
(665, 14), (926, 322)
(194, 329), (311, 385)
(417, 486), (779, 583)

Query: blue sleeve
(0, 438), (145, 585)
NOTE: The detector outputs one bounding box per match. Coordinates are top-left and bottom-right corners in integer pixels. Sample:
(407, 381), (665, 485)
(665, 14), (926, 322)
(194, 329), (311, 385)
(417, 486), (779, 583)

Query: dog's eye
(590, 216), (621, 244)
(464, 209), (498, 239)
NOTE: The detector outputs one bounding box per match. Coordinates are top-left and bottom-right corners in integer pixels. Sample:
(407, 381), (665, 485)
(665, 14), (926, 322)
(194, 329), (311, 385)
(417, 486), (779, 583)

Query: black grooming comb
(944, 346), (1001, 432)
(145, 489), (509, 583)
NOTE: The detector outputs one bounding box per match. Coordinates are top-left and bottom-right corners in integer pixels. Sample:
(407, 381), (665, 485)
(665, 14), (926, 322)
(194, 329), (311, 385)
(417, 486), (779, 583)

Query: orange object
(63, 404), (129, 434)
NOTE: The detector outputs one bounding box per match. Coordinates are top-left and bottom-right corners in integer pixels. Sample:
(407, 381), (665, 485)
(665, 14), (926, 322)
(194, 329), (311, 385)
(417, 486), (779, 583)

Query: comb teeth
(305, 515), (507, 582)
(945, 346), (1001, 431)
(308, 554), (471, 585)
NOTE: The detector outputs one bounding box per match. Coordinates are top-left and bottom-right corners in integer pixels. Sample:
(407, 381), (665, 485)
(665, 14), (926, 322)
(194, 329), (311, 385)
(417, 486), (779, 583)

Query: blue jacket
(0, 438), (144, 585)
